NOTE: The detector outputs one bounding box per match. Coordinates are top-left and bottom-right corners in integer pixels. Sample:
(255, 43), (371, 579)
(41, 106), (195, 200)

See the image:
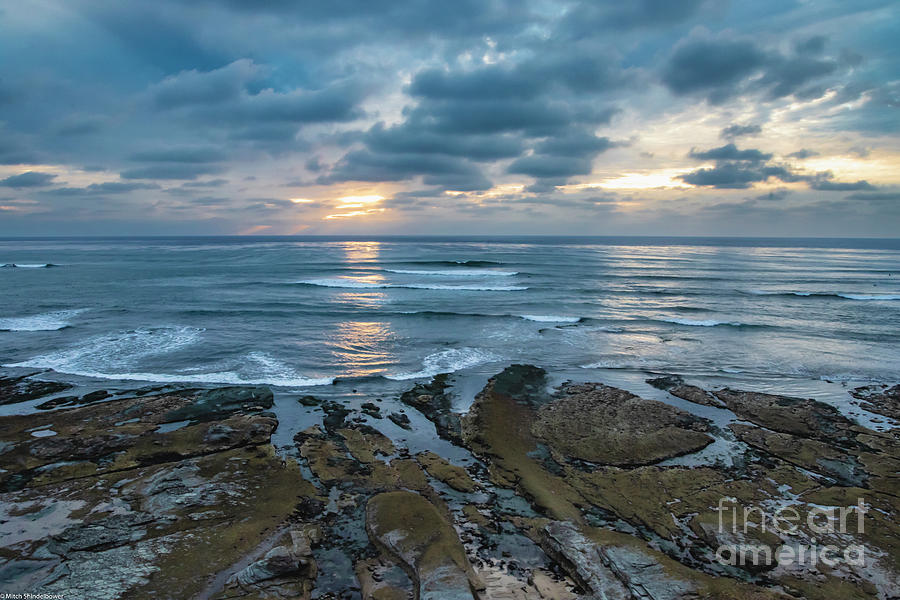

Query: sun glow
(336, 195), (384, 206)
(324, 194), (387, 219)
(324, 209), (386, 219)
(562, 168), (697, 191)
(444, 183), (526, 199)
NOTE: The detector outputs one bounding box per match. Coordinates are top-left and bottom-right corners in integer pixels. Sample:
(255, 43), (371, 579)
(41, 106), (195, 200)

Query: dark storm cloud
(409, 54), (627, 101)
(683, 144), (881, 192)
(43, 182), (162, 196)
(787, 149), (819, 159)
(130, 147), (227, 163)
(0, 134), (41, 166)
(409, 67), (541, 101)
(753, 189), (792, 202)
(120, 164), (225, 180)
(533, 133), (615, 157)
(149, 60), (260, 109)
(411, 99), (600, 136)
(508, 156), (593, 178)
(182, 179), (228, 188)
(321, 150), (490, 189)
(845, 191), (900, 202)
(364, 123), (524, 160)
(679, 163), (795, 189)
(661, 32), (842, 103)
(720, 124), (761, 139)
(689, 144), (772, 163)
(808, 176), (876, 191)
(795, 35), (828, 56)
(0, 0), (896, 235)
(662, 37), (768, 102)
(758, 55), (838, 99)
(0, 171), (57, 188)
(319, 43), (624, 190)
(559, 0), (710, 38)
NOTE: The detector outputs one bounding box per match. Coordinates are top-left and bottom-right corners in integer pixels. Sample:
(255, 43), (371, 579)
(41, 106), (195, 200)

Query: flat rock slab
(532, 383), (713, 466)
(714, 388), (859, 446)
(0, 373), (72, 406)
(0, 388), (276, 491)
(646, 376), (725, 408)
(366, 491), (477, 600)
(851, 384), (900, 421)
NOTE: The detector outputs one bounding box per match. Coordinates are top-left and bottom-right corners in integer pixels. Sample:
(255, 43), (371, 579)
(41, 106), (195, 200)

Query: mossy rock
(532, 383), (713, 466)
(366, 491), (478, 600)
(415, 451), (478, 493)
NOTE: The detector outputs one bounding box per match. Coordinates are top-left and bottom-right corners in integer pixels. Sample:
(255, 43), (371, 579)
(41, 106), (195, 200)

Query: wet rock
(298, 394), (321, 407)
(0, 374), (72, 406)
(388, 412), (411, 430)
(646, 376), (724, 408)
(714, 388), (860, 447)
(730, 423), (869, 487)
(321, 400), (352, 432)
(491, 364), (550, 404)
(850, 384), (900, 421)
(366, 491), (479, 600)
(0, 388), (281, 491)
(533, 382), (713, 466)
(162, 385), (274, 422)
(47, 512), (156, 557)
(415, 451), (478, 493)
(231, 525), (318, 587)
(1, 409), (277, 491)
(362, 402), (383, 418)
(539, 521), (632, 599)
(355, 557), (413, 600)
(399, 374), (463, 442)
(461, 366), (585, 521)
(35, 390), (113, 410)
(338, 425), (395, 463)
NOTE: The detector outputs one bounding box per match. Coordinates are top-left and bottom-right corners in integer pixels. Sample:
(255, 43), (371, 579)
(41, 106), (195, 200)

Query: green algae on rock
(366, 491), (480, 600)
(533, 382), (714, 466)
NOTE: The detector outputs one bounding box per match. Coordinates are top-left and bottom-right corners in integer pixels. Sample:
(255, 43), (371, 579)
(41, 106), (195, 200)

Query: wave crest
(296, 278), (526, 291)
(0, 309), (86, 332)
(386, 347), (500, 380)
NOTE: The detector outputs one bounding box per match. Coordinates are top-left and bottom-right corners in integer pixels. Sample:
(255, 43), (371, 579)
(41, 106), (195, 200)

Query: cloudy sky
(1, 0), (898, 236)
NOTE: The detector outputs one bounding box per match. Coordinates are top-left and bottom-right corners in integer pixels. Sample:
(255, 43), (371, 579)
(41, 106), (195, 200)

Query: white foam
(31, 429), (57, 438)
(385, 269), (518, 277)
(519, 315), (580, 323)
(1, 263), (55, 268)
(78, 368), (333, 387)
(297, 278), (389, 289)
(746, 289), (899, 300)
(5, 333), (332, 387)
(386, 347), (500, 380)
(580, 360), (630, 369)
(6, 326), (203, 373)
(836, 293), (900, 301)
(402, 283), (527, 291)
(298, 278), (526, 291)
(661, 318), (743, 327)
(0, 309), (86, 331)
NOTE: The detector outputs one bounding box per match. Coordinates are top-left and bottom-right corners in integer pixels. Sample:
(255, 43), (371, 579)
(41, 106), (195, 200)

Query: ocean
(2, 236), (899, 440)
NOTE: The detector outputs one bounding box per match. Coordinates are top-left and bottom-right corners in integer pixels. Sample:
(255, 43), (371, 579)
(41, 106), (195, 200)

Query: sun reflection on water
(329, 241), (397, 376)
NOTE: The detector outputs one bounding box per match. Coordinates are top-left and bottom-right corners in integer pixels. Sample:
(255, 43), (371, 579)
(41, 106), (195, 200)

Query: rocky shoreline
(0, 368), (897, 599)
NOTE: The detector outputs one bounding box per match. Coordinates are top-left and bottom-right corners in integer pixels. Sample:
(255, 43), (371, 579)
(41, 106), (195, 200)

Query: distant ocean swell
(744, 290), (900, 300)
(296, 278), (528, 291)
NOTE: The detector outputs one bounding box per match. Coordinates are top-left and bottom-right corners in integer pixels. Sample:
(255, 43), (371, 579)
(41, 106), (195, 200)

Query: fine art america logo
(714, 497), (869, 568)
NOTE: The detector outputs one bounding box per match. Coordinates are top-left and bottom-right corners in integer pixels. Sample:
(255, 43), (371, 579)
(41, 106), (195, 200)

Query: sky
(0, 0), (898, 236)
